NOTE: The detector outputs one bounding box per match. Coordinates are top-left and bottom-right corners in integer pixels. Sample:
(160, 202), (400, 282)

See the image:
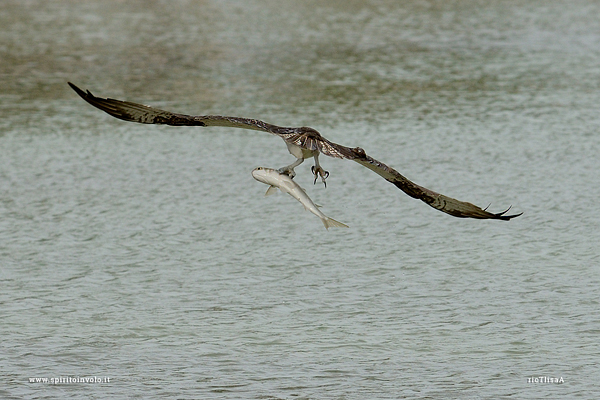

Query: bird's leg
(311, 153), (329, 187)
(278, 157), (304, 179)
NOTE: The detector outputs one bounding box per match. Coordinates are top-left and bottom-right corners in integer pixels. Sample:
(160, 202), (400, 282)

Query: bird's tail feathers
(322, 217), (349, 230)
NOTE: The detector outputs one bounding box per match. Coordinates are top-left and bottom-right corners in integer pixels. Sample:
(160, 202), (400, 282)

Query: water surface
(1, 1), (599, 399)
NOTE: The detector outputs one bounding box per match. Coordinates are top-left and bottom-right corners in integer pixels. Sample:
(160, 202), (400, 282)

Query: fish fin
(322, 217), (349, 230)
(264, 185), (278, 196)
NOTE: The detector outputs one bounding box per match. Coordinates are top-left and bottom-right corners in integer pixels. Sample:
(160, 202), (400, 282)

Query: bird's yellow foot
(311, 166), (330, 187)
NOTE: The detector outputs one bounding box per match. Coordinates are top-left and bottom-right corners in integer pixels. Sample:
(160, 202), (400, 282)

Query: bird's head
(352, 147), (367, 158)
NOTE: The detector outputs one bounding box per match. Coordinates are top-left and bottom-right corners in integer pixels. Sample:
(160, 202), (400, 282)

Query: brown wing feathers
(68, 82), (291, 133)
(346, 147), (521, 220)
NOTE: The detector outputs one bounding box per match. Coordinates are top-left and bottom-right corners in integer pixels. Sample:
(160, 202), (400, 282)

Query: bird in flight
(68, 82), (521, 220)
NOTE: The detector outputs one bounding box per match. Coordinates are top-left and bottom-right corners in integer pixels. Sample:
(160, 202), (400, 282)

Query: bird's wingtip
(495, 206), (523, 220)
(68, 82), (87, 97)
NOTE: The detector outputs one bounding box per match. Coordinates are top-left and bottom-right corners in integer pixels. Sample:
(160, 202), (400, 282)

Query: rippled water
(2, 1), (599, 399)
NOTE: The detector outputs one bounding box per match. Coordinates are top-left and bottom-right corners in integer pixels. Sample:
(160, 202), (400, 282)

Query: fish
(251, 167), (349, 230)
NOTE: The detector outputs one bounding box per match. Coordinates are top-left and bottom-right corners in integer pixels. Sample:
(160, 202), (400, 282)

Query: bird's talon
(278, 167), (296, 179)
(311, 166), (329, 187)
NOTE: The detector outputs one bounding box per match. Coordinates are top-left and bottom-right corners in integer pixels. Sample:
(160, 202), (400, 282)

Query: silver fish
(252, 167), (349, 230)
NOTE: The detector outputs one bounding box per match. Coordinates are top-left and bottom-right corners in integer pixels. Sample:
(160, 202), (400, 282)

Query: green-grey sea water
(2, 1), (598, 398)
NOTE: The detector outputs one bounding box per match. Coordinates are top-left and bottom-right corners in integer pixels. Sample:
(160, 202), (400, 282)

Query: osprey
(68, 82), (521, 220)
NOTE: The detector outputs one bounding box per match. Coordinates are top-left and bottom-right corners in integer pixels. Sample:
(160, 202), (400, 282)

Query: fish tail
(322, 217), (349, 230)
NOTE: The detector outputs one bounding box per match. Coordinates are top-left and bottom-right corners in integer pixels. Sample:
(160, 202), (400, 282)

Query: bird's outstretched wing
(322, 144), (521, 220)
(69, 82), (520, 220)
(68, 82), (296, 136)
